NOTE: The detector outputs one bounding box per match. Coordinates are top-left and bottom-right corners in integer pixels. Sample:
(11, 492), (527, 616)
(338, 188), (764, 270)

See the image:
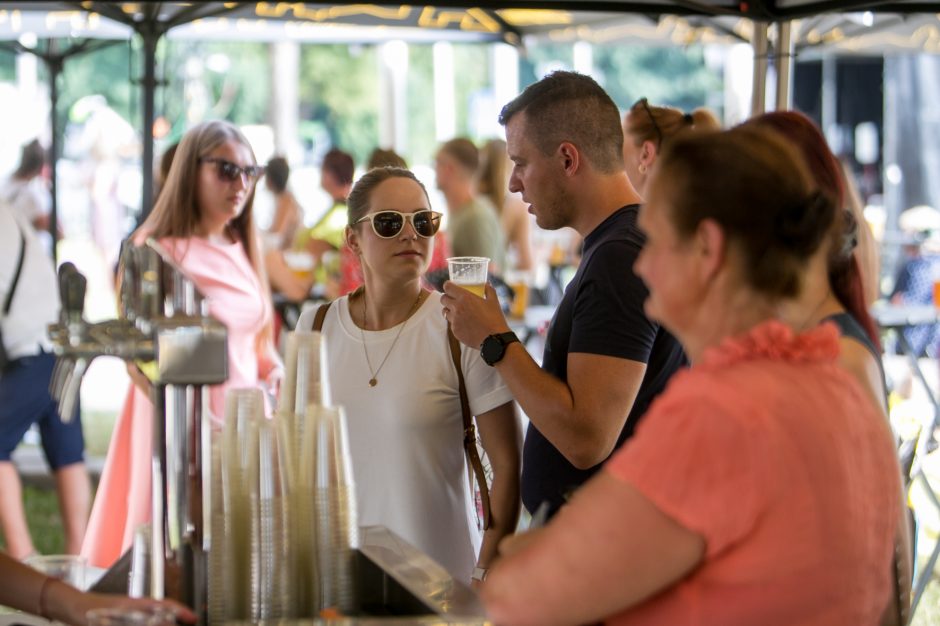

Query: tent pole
(751, 20), (769, 117)
(47, 41), (61, 264)
(775, 20), (794, 111)
(140, 26), (160, 220)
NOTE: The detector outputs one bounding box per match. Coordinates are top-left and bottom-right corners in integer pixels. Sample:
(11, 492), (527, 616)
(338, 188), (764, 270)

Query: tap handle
(58, 262), (87, 323)
(119, 242), (139, 321)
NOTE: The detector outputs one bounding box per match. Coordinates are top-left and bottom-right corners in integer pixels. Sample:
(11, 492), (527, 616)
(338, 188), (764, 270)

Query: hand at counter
(0, 552), (196, 626)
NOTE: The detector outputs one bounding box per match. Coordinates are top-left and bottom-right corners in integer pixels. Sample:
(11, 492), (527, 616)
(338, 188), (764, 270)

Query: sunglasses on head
(632, 97), (663, 148)
(199, 157), (265, 183)
(354, 210), (442, 239)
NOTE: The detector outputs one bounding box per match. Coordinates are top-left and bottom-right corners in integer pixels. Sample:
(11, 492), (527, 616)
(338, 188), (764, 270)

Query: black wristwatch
(480, 331), (520, 366)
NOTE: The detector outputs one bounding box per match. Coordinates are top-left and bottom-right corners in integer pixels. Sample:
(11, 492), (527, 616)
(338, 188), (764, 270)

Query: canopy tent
(0, 0), (937, 253)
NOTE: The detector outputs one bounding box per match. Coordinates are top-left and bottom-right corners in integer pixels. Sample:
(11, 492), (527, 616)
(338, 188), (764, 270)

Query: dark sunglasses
(199, 157), (265, 183)
(632, 97), (663, 148)
(354, 210), (442, 239)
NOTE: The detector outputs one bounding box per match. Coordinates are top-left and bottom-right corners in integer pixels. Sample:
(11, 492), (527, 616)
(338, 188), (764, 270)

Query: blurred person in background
(366, 148), (407, 170)
(621, 98), (720, 197)
(262, 156), (302, 251)
(82, 120), (281, 569)
(296, 147), (354, 262)
(1, 139), (55, 255)
(435, 137), (505, 274)
(842, 161), (881, 305)
(0, 200), (90, 560)
(482, 125), (901, 626)
(479, 139), (533, 272)
(891, 205), (940, 358)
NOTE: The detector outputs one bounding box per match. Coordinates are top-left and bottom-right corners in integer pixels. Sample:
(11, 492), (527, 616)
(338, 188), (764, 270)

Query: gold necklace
(360, 289), (425, 387)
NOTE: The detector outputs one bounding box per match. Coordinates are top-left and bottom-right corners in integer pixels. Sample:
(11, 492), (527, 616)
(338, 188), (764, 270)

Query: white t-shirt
(0, 203), (59, 359)
(297, 291), (513, 583)
(1, 177), (50, 223)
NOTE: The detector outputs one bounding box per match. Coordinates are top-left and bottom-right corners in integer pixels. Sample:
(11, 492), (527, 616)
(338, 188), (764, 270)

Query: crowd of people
(0, 69), (917, 625)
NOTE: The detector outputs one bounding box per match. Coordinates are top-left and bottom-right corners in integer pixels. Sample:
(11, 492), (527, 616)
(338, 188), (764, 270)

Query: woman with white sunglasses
(297, 167), (521, 586)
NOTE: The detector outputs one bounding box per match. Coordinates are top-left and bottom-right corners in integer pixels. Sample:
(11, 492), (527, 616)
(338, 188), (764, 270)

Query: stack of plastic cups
(207, 439), (225, 625)
(219, 388), (265, 620)
(277, 330), (328, 616)
(309, 405), (358, 614)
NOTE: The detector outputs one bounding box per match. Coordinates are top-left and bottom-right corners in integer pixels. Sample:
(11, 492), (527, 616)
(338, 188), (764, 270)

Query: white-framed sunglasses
(353, 210), (443, 239)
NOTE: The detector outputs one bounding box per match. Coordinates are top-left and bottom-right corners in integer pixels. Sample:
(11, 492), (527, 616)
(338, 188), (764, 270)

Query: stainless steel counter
(92, 526), (490, 625)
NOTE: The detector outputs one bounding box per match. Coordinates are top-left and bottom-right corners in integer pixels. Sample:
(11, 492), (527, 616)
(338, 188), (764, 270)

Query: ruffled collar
(700, 319), (840, 370)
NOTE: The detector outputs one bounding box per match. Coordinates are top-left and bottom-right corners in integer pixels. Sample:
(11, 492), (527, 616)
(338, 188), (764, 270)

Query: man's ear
(558, 141), (580, 176)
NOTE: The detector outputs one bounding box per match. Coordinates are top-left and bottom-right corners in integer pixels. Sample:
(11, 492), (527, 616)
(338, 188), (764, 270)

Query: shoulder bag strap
(311, 300), (333, 332)
(3, 225), (26, 316)
(447, 323), (492, 530)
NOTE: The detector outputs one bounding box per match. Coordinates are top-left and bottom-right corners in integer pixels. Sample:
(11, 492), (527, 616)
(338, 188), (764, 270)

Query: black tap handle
(58, 262), (87, 322)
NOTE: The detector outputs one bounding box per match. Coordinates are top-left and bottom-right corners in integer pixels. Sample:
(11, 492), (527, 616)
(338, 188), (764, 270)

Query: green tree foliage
(160, 40), (270, 141)
(43, 39), (136, 151)
(406, 44), (435, 166)
(596, 45), (720, 111)
(452, 44), (490, 138)
(299, 44), (378, 166)
(0, 47), (15, 82)
(519, 42), (719, 113)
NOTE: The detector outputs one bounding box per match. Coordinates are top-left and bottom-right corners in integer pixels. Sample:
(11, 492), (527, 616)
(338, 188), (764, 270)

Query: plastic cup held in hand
(447, 257), (490, 298)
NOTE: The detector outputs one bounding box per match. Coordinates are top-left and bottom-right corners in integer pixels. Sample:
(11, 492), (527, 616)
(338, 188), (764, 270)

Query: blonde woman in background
(622, 98), (720, 196)
(842, 161), (881, 305)
(479, 139), (533, 271)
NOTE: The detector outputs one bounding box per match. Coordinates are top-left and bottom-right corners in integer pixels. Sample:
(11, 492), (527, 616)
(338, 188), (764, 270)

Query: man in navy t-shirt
(442, 71), (687, 519)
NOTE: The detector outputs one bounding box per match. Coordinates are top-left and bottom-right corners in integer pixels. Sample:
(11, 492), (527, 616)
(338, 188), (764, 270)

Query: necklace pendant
(369, 378), (377, 387)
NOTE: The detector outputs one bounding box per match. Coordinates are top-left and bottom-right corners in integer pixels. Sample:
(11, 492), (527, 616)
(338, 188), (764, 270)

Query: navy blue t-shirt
(521, 205), (688, 517)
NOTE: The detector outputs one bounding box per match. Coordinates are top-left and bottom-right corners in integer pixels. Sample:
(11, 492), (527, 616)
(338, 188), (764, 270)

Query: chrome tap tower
(48, 239), (227, 618)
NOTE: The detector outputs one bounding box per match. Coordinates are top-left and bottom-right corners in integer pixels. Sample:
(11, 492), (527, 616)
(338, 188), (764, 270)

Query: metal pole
(47, 41), (61, 264)
(775, 20), (794, 111)
(140, 26), (160, 219)
(751, 20), (769, 117)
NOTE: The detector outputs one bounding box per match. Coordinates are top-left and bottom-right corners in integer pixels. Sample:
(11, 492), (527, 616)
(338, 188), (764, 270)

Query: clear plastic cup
(25, 554), (86, 590)
(86, 608), (177, 626)
(447, 256), (490, 298)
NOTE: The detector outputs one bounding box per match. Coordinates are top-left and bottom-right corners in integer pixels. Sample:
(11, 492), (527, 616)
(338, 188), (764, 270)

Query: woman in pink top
(82, 121), (280, 569)
(481, 127), (901, 625)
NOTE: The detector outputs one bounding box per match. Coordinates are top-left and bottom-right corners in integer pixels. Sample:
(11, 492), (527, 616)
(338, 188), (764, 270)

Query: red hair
(746, 111), (880, 350)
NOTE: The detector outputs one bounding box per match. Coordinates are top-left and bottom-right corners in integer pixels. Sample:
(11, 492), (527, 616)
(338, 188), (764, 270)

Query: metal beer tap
(47, 240), (228, 620)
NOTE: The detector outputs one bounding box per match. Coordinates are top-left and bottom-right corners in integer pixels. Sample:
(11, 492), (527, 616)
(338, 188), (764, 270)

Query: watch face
(481, 335), (504, 366)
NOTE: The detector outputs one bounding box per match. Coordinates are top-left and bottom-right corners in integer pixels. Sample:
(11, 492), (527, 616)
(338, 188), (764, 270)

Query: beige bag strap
(311, 301), (333, 332)
(447, 323), (492, 530)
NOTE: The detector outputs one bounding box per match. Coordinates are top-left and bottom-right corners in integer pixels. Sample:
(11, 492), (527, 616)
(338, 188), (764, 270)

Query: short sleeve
(569, 240), (658, 363)
(606, 388), (762, 558)
(460, 343), (514, 417)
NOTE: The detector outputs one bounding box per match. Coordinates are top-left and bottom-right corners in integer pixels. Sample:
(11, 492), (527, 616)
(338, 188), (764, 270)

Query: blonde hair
(626, 100), (721, 148)
(478, 139), (510, 215)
